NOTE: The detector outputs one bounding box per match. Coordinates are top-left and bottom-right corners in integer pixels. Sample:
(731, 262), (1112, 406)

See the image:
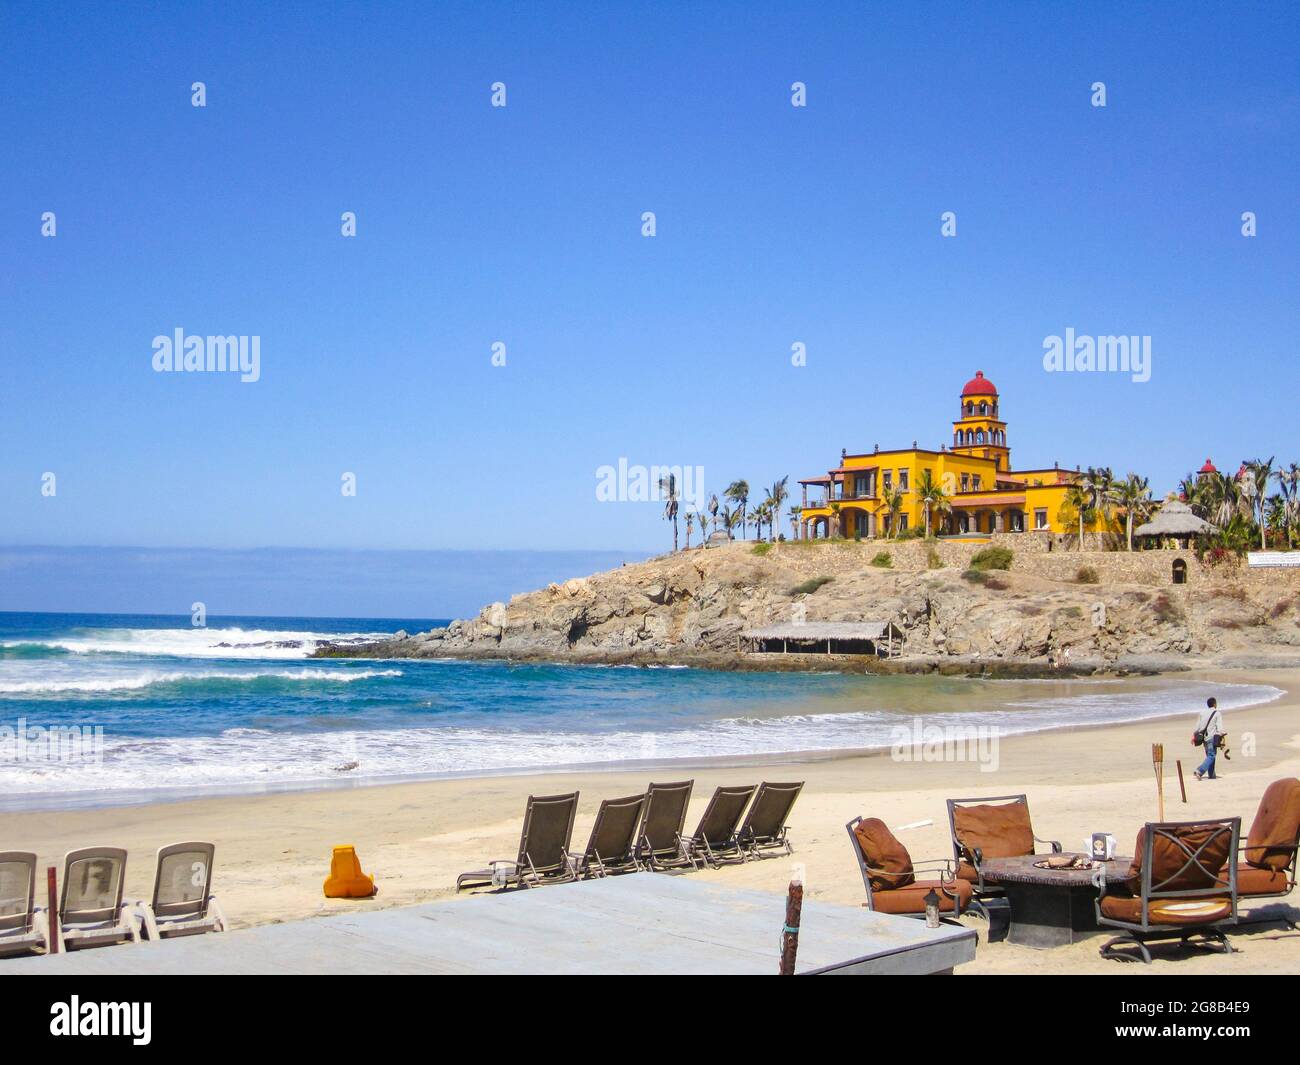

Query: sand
(8, 668), (1300, 974)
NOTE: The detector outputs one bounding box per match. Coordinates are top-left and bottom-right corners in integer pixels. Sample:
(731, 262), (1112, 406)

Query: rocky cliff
(313, 542), (1300, 674)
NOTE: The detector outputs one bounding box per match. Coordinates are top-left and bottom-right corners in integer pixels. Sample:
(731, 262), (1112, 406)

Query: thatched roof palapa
(1134, 498), (1216, 538)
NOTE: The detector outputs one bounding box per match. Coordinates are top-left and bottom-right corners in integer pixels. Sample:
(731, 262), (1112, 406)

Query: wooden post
(779, 871), (803, 976)
(1176, 759), (1187, 804)
(1152, 743), (1165, 821)
(46, 866), (59, 954)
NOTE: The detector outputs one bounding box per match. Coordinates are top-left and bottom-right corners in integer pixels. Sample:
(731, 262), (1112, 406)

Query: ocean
(0, 611), (1283, 811)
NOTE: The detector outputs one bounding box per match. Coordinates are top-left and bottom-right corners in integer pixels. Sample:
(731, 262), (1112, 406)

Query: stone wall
(835, 537), (1300, 590)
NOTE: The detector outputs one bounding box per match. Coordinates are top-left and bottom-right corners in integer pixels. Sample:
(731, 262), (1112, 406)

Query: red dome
(961, 371), (998, 397)
(1198, 458), (1217, 474)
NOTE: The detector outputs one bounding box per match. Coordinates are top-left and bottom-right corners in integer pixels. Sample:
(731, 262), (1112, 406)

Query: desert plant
(751, 542), (772, 557)
(1076, 565), (1099, 584)
(790, 575), (834, 596)
(870, 551), (892, 568)
(927, 548), (944, 569)
(970, 545), (1014, 571)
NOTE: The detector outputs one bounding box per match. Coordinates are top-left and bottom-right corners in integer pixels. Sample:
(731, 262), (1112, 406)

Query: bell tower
(951, 371), (1010, 472)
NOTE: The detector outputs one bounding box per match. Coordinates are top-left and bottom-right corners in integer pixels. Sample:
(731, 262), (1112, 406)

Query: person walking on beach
(1194, 697), (1226, 780)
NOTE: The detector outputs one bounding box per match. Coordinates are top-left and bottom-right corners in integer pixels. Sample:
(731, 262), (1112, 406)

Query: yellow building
(797, 371), (1109, 540)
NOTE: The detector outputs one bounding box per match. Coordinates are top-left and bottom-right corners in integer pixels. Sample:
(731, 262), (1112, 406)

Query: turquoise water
(0, 612), (1283, 809)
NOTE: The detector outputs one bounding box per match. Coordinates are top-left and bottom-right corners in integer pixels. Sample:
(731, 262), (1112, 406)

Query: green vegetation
(870, 552), (892, 568)
(790, 575), (835, 596)
(751, 542), (773, 557)
(926, 548), (944, 570)
(969, 545), (1014, 571)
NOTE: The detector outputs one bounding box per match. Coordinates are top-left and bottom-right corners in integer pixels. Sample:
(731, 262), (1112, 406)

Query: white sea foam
(0, 679), (1282, 802)
(1, 626), (387, 660)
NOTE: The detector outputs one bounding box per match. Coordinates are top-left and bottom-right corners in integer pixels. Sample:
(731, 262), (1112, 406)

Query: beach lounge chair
(1234, 778), (1300, 926)
(847, 817), (971, 918)
(58, 847), (141, 950)
(0, 851), (51, 958)
(737, 781), (803, 858)
(683, 784), (757, 868)
(1096, 817), (1240, 963)
(456, 792), (580, 891)
(635, 780), (696, 871)
(136, 842), (227, 939)
(946, 793), (1061, 917)
(568, 793), (646, 878)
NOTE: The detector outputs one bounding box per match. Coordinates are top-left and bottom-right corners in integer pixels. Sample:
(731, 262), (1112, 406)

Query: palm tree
(1115, 473), (1153, 551)
(1275, 463), (1300, 547)
(707, 493), (719, 534)
(789, 504), (802, 540)
(1088, 466), (1117, 536)
(695, 510), (710, 543)
(1242, 457), (1275, 550)
(829, 501), (842, 538)
(659, 473), (679, 551)
(721, 505), (740, 539)
(684, 511), (695, 549)
(916, 470), (951, 539)
(768, 477), (789, 541)
(881, 487), (904, 539)
(725, 480), (750, 539)
(1061, 481), (1094, 551)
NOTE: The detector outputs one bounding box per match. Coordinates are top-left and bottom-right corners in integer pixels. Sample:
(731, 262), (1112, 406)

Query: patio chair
(1096, 817), (1240, 963)
(0, 851), (51, 958)
(736, 781), (804, 858)
(58, 847), (141, 950)
(136, 842), (227, 939)
(568, 793), (646, 878)
(1234, 777), (1300, 927)
(456, 792), (580, 891)
(682, 784), (757, 868)
(634, 780), (696, 871)
(946, 793), (1061, 917)
(847, 817), (971, 918)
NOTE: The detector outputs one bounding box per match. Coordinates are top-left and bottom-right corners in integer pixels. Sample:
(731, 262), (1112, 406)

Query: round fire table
(978, 854), (1133, 949)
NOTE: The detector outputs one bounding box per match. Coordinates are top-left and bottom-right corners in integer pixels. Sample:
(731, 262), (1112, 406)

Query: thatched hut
(1134, 499), (1216, 544)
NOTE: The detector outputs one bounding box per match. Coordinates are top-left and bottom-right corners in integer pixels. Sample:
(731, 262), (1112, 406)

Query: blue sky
(2, 1), (1297, 611)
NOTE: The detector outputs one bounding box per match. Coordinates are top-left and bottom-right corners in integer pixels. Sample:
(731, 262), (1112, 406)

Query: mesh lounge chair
(737, 781), (803, 858)
(0, 851), (50, 958)
(136, 842), (227, 940)
(635, 780), (696, 871)
(58, 847), (141, 951)
(847, 817), (972, 918)
(457, 792), (580, 891)
(1096, 817), (1240, 963)
(946, 793), (1061, 918)
(683, 785), (757, 868)
(1234, 778), (1300, 927)
(568, 793), (646, 878)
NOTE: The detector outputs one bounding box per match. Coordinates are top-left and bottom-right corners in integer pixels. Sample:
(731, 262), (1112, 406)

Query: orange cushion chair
(1097, 818), (1240, 963)
(1237, 778), (1300, 898)
(847, 816), (971, 917)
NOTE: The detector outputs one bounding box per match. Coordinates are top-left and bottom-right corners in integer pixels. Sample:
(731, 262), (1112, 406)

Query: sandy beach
(10, 668), (1299, 974)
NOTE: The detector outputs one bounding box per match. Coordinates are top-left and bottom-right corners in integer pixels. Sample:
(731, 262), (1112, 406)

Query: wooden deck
(7, 875), (976, 975)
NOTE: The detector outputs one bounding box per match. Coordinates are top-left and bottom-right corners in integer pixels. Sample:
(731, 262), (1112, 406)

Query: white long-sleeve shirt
(1197, 707), (1225, 739)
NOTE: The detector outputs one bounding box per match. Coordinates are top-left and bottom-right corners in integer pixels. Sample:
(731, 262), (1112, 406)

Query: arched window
(976, 430), (986, 444)
(1172, 559), (1187, 585)
(965, 402), (973, 416)
(979, 402), (987, 415)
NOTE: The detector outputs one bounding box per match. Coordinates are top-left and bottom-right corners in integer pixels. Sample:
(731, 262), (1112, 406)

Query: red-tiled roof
(961, 370), (998, 396)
